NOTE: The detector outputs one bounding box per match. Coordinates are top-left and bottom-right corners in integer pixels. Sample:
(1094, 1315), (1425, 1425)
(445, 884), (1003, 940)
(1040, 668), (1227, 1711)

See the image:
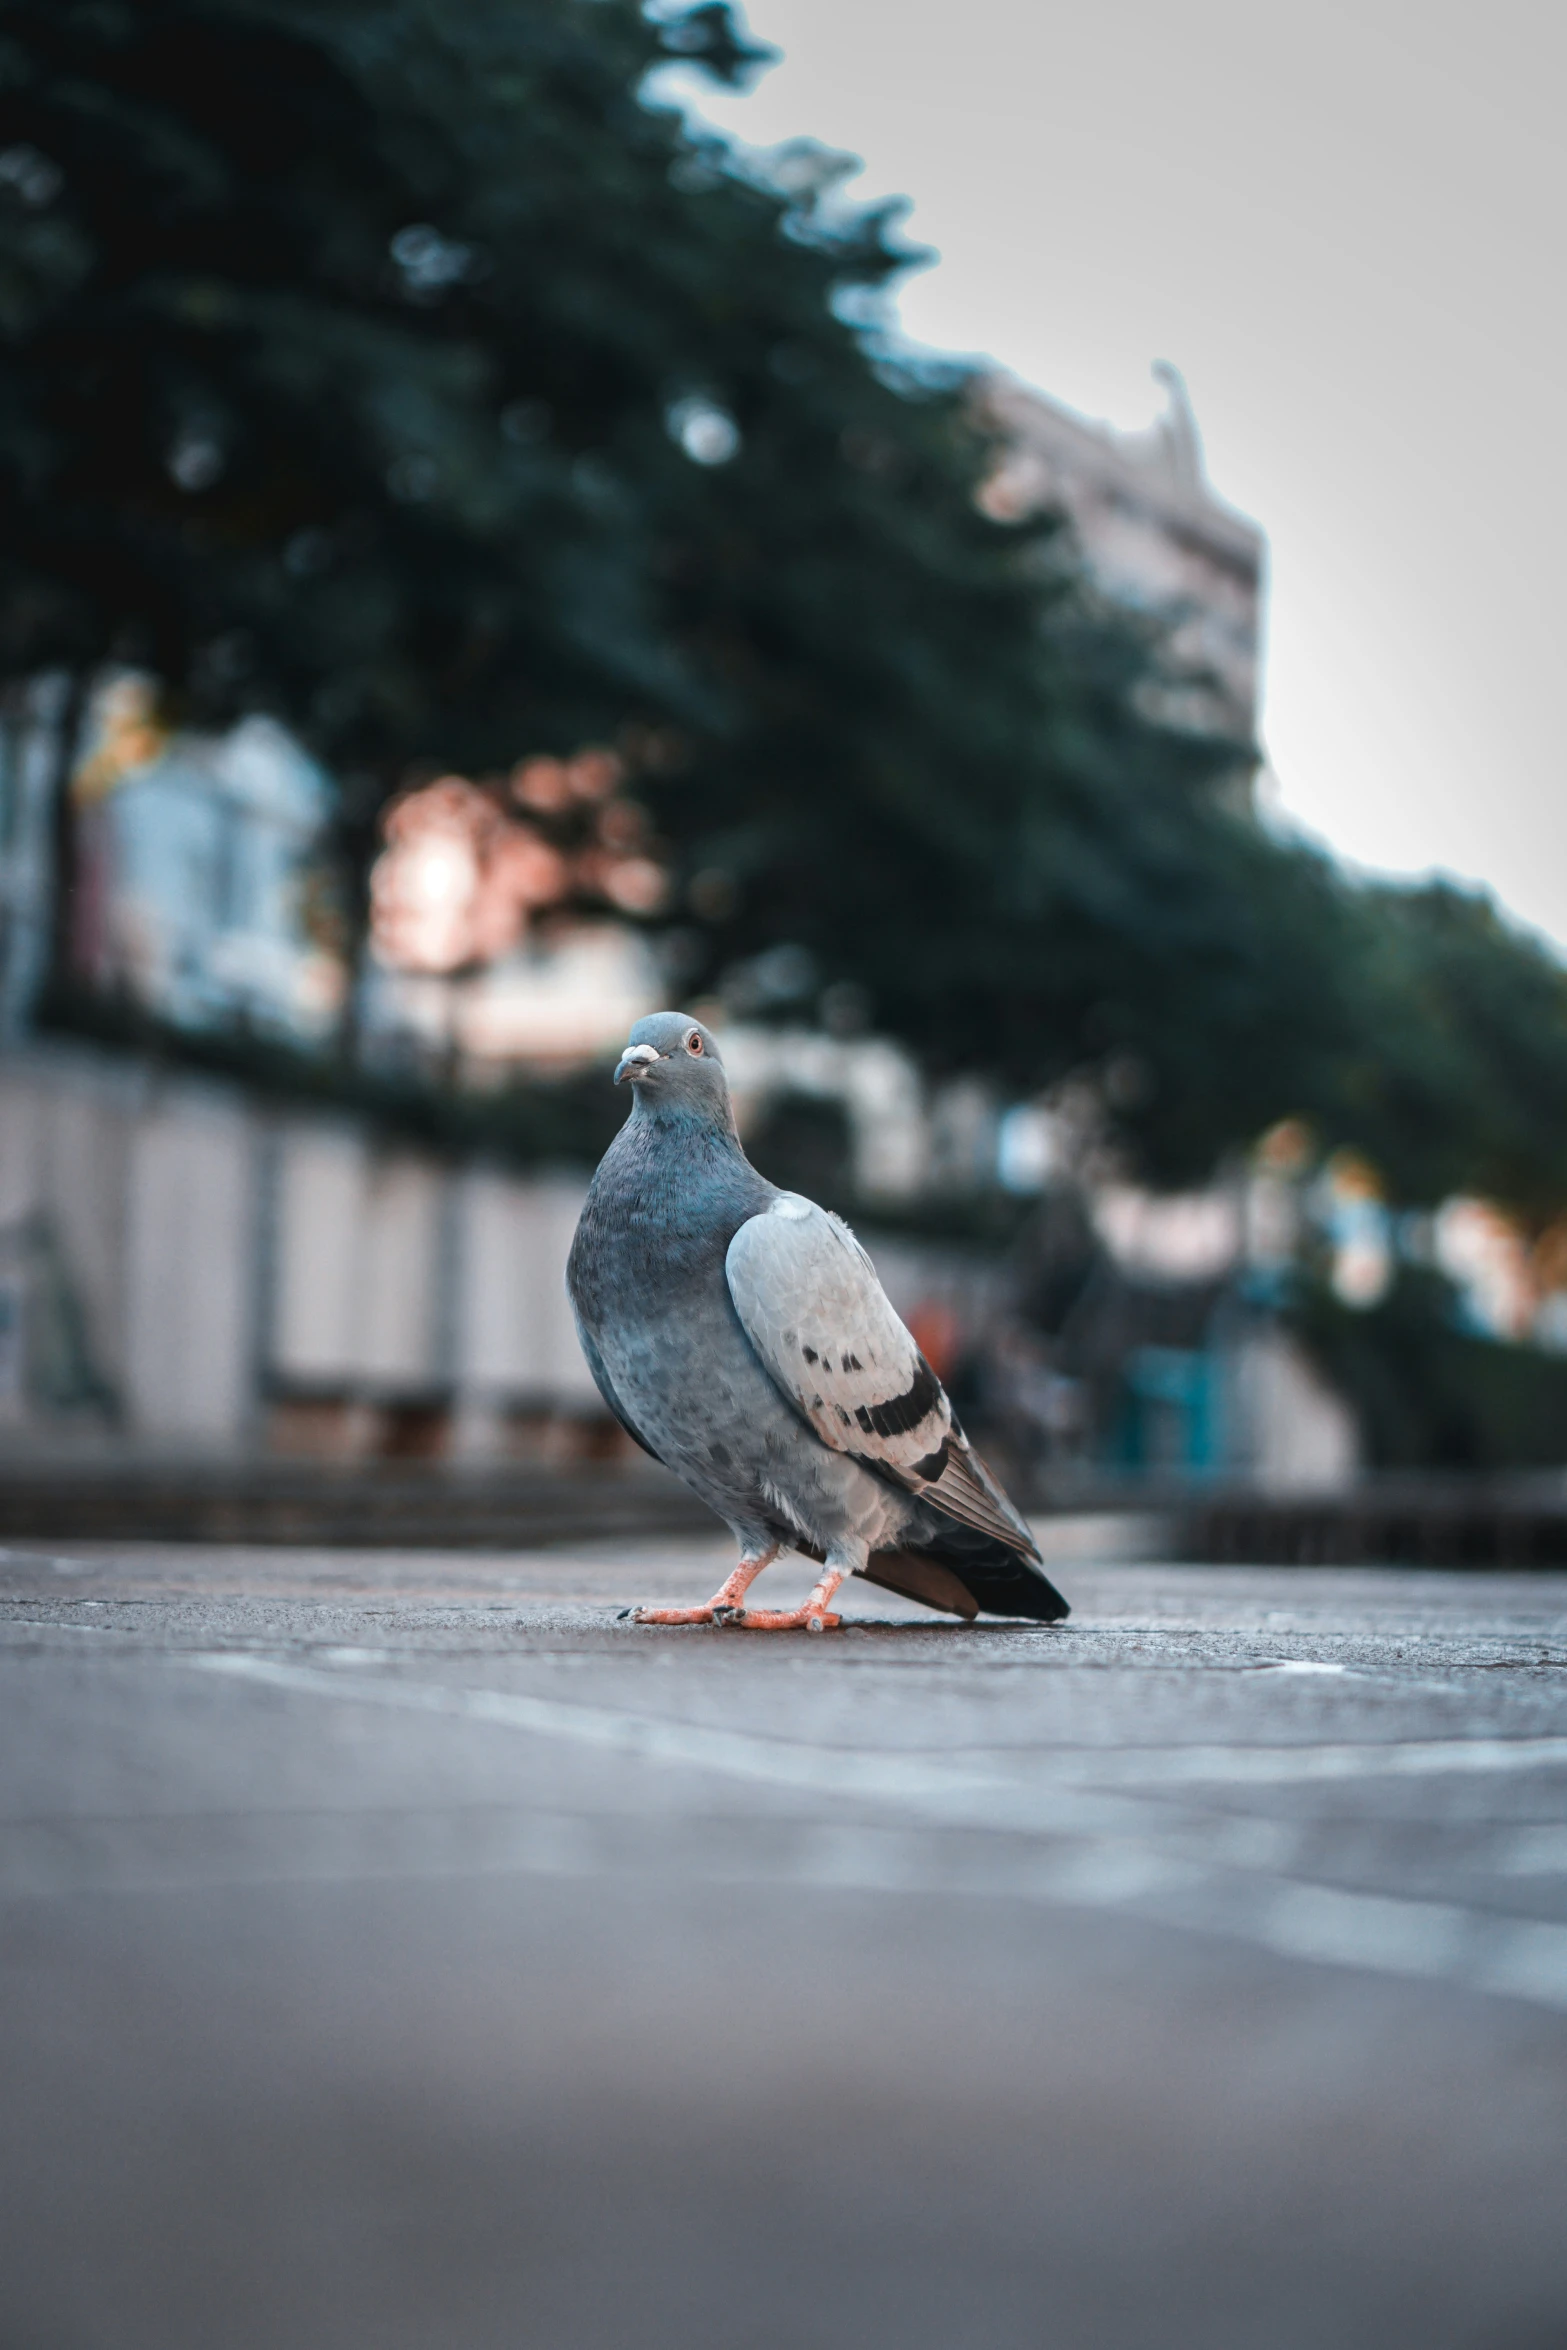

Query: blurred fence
(0, 1042), (599, 1456)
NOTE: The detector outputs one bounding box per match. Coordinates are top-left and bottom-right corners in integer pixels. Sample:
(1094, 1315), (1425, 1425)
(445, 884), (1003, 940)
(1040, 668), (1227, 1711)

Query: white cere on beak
(615, 1040), (663, 1083)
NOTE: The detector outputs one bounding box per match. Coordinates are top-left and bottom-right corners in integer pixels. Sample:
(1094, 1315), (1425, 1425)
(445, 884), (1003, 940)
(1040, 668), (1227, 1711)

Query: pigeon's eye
(686, 1031), (704, 1055)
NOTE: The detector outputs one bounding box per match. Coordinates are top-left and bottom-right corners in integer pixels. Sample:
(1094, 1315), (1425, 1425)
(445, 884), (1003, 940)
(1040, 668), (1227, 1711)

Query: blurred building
(69, 678), (345, 1044)
(361, 925), (663, 1079)
(358, 753), (670, 1082)
(979, 365), (1266, 767)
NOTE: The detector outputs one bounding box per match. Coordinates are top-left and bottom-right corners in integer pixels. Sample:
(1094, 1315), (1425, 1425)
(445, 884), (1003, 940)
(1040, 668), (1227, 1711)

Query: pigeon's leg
(731, 1559), (847, 1635)
(627, 1544), (779, 1627)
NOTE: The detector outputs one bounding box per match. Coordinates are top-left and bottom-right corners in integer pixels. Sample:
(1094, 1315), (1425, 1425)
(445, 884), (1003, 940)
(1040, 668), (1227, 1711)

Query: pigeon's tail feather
(866, 1517), (1069, 1624)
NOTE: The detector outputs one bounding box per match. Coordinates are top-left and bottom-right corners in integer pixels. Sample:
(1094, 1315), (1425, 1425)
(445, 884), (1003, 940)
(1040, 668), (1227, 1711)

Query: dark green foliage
(1293, 1268), (1567, 1471)
(1119, 865), (1567, 1207)
(1324, 882), (1567, 1217)
(742, 1090), (854, 1212)
(0, 0), (766, 765)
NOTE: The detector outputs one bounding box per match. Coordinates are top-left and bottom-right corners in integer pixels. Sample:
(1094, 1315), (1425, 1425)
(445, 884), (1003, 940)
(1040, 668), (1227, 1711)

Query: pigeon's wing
(572, 1318), (664, 1465)
(726, 1195), (1040, 1562)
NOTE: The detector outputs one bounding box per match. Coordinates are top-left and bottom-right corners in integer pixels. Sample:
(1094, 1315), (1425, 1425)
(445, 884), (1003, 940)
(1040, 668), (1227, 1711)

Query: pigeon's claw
(627, 1603), (718, 1625)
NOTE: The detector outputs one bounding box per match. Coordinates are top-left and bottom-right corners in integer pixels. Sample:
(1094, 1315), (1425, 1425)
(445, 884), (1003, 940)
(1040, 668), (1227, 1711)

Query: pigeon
(567, 1012), (1069, 1631)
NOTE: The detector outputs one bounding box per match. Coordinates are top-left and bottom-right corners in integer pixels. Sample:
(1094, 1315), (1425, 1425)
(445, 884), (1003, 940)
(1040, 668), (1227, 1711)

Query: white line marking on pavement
(960, 1734), (1567, 1787)
(186, 1651), (1004, 1803)
(175, 1651), (1567, 2018)
(188, 1652), (1567, 1792)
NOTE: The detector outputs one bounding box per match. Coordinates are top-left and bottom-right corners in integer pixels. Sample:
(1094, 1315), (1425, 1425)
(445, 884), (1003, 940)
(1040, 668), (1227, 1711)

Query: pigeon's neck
(608, 1090), (765, 1226)
(629, 1093), (741, 1148)
(578, 1097), (774, 1304)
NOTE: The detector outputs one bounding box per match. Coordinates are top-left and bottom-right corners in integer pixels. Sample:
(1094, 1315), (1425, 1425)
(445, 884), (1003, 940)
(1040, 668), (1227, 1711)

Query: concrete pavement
(3, 1535), (1566, 2348)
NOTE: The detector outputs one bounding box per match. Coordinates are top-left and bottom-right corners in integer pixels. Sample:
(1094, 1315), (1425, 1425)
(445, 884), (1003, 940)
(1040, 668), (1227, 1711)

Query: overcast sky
(661, 0), (1567, 950)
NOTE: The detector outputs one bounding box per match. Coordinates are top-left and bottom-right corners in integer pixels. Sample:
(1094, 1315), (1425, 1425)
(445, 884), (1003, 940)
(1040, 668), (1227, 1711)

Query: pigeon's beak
(615, 1044), (660, 1085)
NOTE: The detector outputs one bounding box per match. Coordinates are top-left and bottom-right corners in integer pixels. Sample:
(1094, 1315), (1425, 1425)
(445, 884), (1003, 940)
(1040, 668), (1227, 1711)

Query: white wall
(269, 1128), (446, 1394)
(1229, 1328), (1360, 1492)
(266, 1129), (592, 1411)
(0, 1051), (257, 1441)
(124, 1092), (255, 1438)
(0, 1048), (607, 1449)
(360, 1156), (445, 1388)
(454, 1169), (595, 1404)
(269, 1127), (364, 1386)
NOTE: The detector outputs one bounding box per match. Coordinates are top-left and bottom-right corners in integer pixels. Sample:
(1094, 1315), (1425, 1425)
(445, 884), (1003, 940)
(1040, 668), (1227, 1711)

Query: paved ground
(3, 1534), (1567, 2350)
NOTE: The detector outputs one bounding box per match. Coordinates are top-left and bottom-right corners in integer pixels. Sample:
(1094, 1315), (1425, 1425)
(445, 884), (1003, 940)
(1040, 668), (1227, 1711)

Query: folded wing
(725, 1194), (1041, 1563)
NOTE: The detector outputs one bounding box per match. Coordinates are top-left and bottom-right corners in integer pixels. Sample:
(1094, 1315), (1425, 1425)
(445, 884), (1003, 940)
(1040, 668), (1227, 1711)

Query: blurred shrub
(1293, 1268), (1567, 1471)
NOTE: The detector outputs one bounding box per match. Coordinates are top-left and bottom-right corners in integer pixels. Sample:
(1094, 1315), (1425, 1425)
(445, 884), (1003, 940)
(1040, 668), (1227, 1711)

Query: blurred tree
(1327, 882), (1567, 1219)
(3, 0), (1565, 1216)
(0, 0), (765, 791)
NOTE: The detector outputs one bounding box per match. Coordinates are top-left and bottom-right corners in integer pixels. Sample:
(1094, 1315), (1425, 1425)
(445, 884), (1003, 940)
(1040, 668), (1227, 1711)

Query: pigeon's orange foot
(727, 1567), (846, 1633)
(728, 1604), (843, 1632)
(620, 1545), (782, 1630)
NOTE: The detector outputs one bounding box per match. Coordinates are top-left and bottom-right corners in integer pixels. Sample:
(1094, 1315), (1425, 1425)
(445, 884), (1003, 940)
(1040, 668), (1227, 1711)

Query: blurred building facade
(979, 366), (1266, 767)
(67, 679), (346, 1045)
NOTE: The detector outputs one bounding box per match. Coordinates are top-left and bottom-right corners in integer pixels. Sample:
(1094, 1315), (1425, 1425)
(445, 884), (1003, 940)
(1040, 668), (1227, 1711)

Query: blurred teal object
(1114, 1344), (1221, 1474)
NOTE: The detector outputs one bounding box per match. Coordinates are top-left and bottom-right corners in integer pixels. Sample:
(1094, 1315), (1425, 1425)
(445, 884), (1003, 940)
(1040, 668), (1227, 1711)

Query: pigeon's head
(614, 1011), (733, 1127)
